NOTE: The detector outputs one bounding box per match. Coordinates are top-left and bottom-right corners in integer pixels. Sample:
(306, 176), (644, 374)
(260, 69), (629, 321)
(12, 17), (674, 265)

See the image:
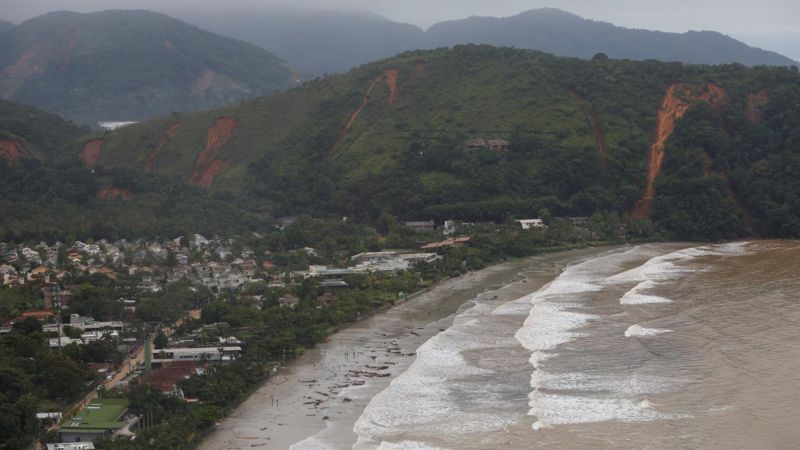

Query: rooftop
(60, 398), (128, 432)
(47, 444), (95, 450)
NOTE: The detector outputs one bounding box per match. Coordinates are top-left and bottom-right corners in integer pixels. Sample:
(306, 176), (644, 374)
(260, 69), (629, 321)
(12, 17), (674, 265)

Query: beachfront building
(151, 346), (242, 366)
(47, 443), (95, 450)
(516, 219), (546, 230)
(59, 398), (129, 443)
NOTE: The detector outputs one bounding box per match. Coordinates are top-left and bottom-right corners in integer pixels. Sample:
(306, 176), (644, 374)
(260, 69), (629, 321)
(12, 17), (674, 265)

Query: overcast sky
(3, 0), (799, 59)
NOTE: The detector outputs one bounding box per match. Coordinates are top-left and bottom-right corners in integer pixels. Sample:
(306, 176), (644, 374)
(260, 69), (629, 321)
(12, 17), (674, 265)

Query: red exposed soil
(60, 28), (82, 72)
(589, 110), (608, 160)
(570, 92), (608, 165)
(97, 187), (133, 201)
(4, 50), (42, 77)
(79, 139), (104, 169)
(632, 83), (728, 219)
(192, 69), (217, 97)
(197, 160), (226, 190)
(145, 123), (183, 171)
(189, 118), (238, 189)
(745, 89), (769, 124)
(330, 63), (425, 155)
(329, 74), (386, 154)
(385, 69), (399, 104)
(0, 139), (24, 162)
(699, 83), (728, 109)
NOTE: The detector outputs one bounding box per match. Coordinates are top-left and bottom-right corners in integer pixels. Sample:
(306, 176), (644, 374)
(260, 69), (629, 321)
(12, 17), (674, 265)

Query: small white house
(516, 219), (546, 230)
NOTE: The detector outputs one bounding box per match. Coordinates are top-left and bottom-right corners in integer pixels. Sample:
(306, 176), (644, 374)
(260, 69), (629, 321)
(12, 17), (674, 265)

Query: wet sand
(198, 247), (607, 450)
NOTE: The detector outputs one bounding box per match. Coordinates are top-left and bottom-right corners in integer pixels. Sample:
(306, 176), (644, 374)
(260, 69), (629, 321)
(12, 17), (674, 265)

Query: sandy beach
(199, 247), (607, 450)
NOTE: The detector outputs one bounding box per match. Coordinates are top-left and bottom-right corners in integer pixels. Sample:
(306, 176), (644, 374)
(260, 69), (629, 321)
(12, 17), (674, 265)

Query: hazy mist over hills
(173, 7), (798, 74)
(0, 10), (294, 123)
(2, 1), (799, 64)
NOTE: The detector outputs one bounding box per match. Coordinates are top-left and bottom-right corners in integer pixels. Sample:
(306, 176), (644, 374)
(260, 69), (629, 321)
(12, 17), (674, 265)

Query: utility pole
(55, 284), (63, 353)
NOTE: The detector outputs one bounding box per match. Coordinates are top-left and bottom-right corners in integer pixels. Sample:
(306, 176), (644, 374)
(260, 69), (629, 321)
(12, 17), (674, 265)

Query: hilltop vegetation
(0, 46), (798, 242)
(83, 45), (800, 241)
(0, 10), (295, 124)
(0, 99), (87, 159)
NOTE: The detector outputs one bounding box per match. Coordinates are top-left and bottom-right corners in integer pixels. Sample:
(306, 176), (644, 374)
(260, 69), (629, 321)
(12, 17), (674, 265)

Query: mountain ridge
(0, 9), (297, 124)
(80, 45), (800, 240)
(177, 7), (798, 74)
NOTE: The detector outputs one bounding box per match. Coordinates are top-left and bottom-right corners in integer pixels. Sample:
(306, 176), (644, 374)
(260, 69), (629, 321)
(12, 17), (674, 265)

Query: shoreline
(198, 246), (614, 450)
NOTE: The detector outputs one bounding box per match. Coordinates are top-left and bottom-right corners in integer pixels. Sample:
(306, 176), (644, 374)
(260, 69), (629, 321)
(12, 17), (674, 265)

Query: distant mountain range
(178, 10), (424, 75)
(182, 8), (798, 74)
(0, 10), (296, 124)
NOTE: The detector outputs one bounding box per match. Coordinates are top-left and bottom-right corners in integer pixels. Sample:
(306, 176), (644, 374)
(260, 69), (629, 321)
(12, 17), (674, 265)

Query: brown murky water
(348, 241), (800, 450)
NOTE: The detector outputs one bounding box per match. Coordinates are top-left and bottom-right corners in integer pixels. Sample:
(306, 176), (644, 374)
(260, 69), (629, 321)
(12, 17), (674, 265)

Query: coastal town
(0, 214), (623, 448)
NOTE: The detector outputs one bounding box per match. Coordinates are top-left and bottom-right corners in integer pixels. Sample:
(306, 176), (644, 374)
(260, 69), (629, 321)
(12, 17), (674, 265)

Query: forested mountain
(181, 10), (424, 75)
(425, 9), (798, 67)
(0, 99), (86, 160)
(0, 20), (13, 35)
(0, 10), (296, 124)
(181, 8), (798, 74)
(61, 45), (800, 241)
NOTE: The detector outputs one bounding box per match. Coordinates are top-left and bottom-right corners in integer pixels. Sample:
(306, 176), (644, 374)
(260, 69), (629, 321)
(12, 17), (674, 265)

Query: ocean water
(351, 241), (800, 449)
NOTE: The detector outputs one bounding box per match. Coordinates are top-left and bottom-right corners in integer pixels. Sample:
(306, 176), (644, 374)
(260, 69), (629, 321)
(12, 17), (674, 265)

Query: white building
(516, 219), (546, 230)
(152, 346), (242, 364)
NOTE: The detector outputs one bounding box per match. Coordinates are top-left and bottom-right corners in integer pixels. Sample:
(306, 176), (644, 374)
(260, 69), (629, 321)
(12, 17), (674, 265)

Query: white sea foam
(529, 392), (672, 428)
(620, 280), (673, 304)
(514, 246), (697, 430)
(513, 247), (653, 354)
(377, 441), (449, 450)
(290, 436), (336, 450)
(624, 324), (672, 337)
(353, 305), (514, 448)
(607, 244), (742, 305)
(533, 371), (676, 395)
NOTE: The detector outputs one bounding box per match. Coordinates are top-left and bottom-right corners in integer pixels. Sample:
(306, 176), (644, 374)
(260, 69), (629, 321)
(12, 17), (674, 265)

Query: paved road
(64, 309), (202, 413)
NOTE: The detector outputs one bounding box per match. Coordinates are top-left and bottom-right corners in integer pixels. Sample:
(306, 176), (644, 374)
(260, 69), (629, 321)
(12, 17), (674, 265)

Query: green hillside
(0, 98), (86, 160)
(0, 10), (295, 124)
(86, 45), (800, 240)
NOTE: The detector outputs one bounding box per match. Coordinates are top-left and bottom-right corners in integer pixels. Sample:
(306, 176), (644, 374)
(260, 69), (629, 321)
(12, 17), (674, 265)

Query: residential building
(404, 221), (435, 232)
(151, 346), (242, 365)
(517, 219), (546, 230)
(47, 443), (95, 450)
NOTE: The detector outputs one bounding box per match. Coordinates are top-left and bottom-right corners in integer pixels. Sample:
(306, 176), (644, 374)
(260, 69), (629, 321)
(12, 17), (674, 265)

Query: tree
(376, 212), (397, 235)
(12, 317), (42, 335)
(153, 332), (168, 350)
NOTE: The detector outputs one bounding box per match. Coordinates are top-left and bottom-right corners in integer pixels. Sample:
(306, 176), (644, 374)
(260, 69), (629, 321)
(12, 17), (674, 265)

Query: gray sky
(3, 0), (799, 60)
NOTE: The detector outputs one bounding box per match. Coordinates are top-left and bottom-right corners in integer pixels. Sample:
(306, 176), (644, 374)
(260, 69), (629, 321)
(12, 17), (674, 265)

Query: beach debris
(343, 397), (353, 402)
